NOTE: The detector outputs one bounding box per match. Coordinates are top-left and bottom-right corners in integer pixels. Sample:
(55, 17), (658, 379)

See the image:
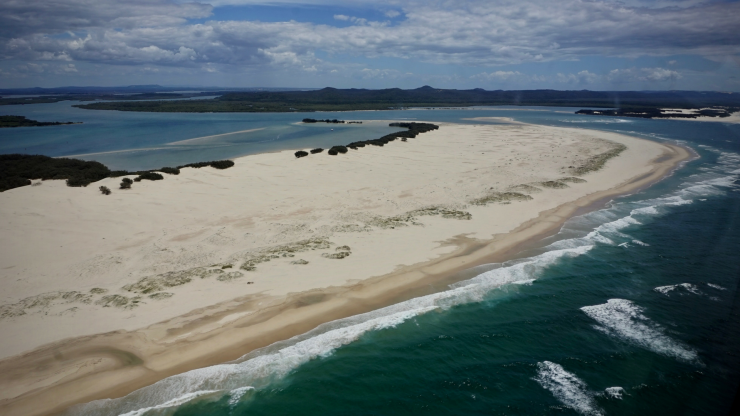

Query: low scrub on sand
(0, 154), (111, 191)
(99, 186), (111, 195)
(570, 144), (627, 175)
(159, 167), (180, 175)
(537, 181), (569, 189)
(295, 150), (309, 158)
(470, 192), (533, 206)
(177, 160), (235, 170)
(134, 172), (164, 182)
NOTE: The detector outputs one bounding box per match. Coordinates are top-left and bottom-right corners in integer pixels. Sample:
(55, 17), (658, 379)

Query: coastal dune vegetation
(0, 154), (235, 192)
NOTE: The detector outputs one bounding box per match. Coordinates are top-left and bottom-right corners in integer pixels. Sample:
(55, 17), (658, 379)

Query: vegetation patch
(135, 172), (164, 182)
(559, 177), (587, 183)
(336, 245), (351, 251)
(149, 292), (174, 300)
(236, 237), (332, 272)
(96, 294), (141, 309)
(0, 291), (94, 319)
(99, 186), (111, 195)
(120, 177), (133, 189)
(323, 251), (351, 259)
(508, 184), (542, 194)
(159, 167), (180, 175)
(217, 271), (244, 282)
(310, 148), (324, 154)
(291, 259), (309, 265)
(537, 181), (569, 189)
(123, 267), (224, 294)
(90, 288), (108, 294)
(470, 192), (533, 206)
(0, 154), (111, 192)
(177, 160), (234, 170)
(570, 143), (627, 175)
(295, 150), (309, 158)
(366, 205), (471, 229)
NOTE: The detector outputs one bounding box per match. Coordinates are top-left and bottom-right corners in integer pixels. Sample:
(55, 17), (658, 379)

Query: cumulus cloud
(557, 70), (598, 84)
(1, 0), (738, 82)
(606, 67), (682, 83)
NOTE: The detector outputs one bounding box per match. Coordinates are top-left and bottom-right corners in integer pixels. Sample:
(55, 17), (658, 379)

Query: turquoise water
(6, 103), (740, 415)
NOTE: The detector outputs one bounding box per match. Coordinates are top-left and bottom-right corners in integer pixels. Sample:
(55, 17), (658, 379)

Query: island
(575, 107), (739, 119)
(0, 115), (82, 128)
(67, 87), (740, 113)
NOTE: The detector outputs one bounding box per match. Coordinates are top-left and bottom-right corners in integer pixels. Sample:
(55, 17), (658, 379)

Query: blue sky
(1, 0), (738, 90)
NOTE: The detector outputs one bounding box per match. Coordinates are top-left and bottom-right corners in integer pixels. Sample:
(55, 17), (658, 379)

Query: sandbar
(0, 120), (692, 416)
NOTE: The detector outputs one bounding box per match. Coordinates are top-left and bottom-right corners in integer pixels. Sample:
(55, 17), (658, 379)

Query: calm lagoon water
(4, 102), (740, 416)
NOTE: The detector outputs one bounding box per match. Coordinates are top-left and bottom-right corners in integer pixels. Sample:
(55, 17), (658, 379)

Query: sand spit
(0, 121), (691, 416)
(659, 108), (740, 124)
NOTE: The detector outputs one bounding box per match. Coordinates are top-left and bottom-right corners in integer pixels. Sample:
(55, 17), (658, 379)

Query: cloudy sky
(1, 0), (739, 90)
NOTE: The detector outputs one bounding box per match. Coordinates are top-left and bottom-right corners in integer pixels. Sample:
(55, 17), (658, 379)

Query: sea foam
(534, 361), (604, 416)
(581, 299), (700, 363)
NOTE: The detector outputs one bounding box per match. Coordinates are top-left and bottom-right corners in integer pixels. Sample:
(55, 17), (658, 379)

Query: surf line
(167, 128), (266, 145)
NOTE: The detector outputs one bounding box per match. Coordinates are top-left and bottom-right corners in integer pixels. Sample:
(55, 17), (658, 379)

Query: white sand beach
(0, 120), (691, 416)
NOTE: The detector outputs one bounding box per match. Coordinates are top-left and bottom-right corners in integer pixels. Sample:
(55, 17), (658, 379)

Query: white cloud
(0, 0), (737, 83)
(556, 70), (598, 84)
(606, 67), (682, 83)
(471, 71), (525, 81)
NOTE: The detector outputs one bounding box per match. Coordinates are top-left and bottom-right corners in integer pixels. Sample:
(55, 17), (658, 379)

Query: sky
(1, 0), (739, 91)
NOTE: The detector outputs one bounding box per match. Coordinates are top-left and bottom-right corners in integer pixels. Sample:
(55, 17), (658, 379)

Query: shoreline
(0, 122), (692, 416)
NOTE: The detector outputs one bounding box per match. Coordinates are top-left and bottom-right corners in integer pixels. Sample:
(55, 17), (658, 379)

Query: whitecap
(533, 361), (604, 416)
(654, 283), (703, 296)
(604, 386), (625, 399)
(581, 299), (700, 363)
(706, 283), (726, 291)
(118, 390), (220, 416)
(228, 386), (254, 408)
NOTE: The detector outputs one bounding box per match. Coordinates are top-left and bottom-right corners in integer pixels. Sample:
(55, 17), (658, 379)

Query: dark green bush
(0, 176), (31, 192)
(99, 186), (111, 195)
(177, 160), (234, 170)
(136, 172), (164, 181)
(310, 148), (324, 154)
(295, 151), (309, 158)
(329, 146), (348, 154)
(0, 154), (110, 191)
(122, 178), (133, 184)
(120, 180), (131, 189)
(328, 148), (338, 155)
(159, 167), (180, 175)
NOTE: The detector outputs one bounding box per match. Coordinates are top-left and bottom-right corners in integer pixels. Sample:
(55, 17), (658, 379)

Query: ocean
(3, 101), (739, 415)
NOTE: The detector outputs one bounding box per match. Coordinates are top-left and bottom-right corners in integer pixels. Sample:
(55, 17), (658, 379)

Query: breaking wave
(534, 361), (604, 416)
(581, 299), (700, 363)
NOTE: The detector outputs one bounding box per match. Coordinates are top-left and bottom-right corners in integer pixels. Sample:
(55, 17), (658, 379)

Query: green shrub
(177, 160), (235, 170)
(295, 150), (309, 158)
(159, 167), (180, 175)
(136, 172), (164, 181)
(99, 186), (111, 195)
(0, 154), (111, 191)
(310, 148), (324, 154)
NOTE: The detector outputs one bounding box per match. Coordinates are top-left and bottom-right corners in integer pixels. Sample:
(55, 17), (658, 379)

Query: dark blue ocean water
(9, 102), (740, 416)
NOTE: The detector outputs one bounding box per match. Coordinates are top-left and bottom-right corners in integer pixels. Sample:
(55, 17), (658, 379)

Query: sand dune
(0, 120), (691, 416)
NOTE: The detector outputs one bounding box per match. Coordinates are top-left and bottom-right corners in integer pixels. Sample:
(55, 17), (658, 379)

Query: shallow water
(6, 102), (739, 416)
